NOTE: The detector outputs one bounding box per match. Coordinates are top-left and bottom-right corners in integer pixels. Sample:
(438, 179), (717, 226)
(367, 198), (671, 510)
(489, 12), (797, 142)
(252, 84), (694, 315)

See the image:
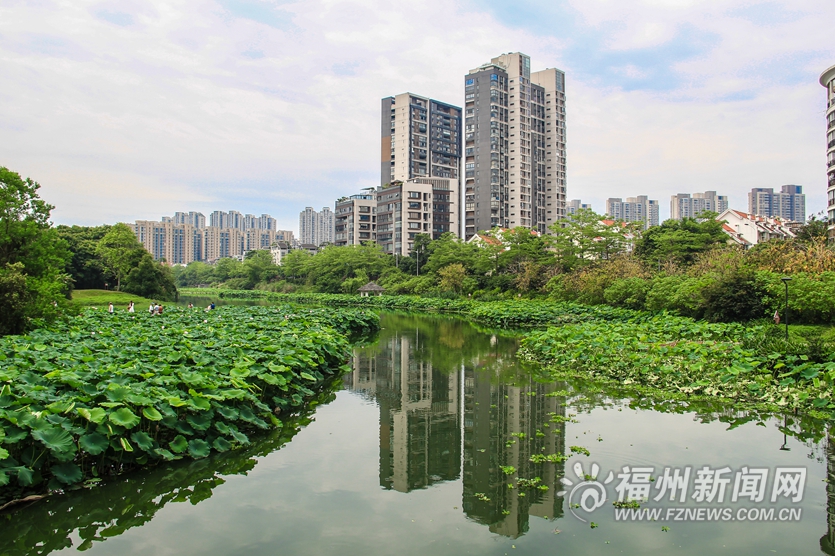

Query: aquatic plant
(0, 306), (378, 500)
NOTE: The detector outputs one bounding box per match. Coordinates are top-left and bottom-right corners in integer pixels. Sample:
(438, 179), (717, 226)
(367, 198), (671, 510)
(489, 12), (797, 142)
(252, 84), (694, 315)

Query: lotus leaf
(79, 433), (109, 455)
(169, 435), (188, 454)
(186, 413), (212, 431)
(212, 437), (232, 452)
(142, 407), (163, 421)
(51, 463), (82, 485)
(188, 439), (210, 459)
(216, 406), (239, 420)
(109, 408), (141, 429)
(130, 431), (154, 452)
(32, 427), (76, 459)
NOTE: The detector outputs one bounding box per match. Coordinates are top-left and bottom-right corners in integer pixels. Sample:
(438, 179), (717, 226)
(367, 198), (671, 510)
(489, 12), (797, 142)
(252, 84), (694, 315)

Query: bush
(759, 271), (835, 324)
(644, 275), (704, 315)
(700, 269), (767, 322)
(550, 257), (649, 305)
(604, 277), (650, 310)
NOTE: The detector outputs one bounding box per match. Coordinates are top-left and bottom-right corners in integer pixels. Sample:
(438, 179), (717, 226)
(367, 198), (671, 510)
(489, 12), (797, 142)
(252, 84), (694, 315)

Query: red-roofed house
(717, 209), (796, 247)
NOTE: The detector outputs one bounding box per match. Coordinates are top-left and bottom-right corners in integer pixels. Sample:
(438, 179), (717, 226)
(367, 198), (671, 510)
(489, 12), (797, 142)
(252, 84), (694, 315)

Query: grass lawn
(71, 290), (157, 308)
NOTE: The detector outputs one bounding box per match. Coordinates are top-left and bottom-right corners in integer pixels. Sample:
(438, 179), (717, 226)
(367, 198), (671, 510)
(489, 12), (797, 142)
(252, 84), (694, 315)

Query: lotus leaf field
(185, 289), (835, 417)
(519, 316), (835, 416)
(0, 306), (379, 502)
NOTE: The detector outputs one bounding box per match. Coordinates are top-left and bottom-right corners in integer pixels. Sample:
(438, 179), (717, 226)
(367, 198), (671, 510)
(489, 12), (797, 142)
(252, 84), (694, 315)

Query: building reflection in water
(821, 432), (835, 555)
(344, 315), (566, 538)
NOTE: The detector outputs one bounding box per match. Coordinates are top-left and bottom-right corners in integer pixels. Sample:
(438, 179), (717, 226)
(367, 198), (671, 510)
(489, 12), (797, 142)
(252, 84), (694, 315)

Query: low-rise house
(270, 241), (292, 265)
(717, 209), (796, 247)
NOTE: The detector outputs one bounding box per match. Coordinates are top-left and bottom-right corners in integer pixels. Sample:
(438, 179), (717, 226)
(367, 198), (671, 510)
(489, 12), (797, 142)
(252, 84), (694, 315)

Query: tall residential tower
(464, 53), (566, 239)
(821, 64), (835, 237)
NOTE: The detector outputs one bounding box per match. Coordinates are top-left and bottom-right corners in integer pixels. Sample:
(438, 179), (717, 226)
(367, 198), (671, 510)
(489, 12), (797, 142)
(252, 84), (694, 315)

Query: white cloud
(0, 0), (832, 230)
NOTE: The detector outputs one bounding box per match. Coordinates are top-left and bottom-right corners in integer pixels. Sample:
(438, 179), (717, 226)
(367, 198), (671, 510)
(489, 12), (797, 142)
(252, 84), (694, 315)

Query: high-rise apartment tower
(748, 186), (806, 223)
(464, 53), (566, 238)
(381, 93), (461, 238)
(820, 64), (835, 236)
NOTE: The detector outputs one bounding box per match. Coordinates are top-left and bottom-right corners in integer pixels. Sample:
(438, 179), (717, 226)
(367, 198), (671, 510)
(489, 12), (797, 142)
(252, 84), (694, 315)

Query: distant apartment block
(206, 210), (276, 231)
(606, 196), (659, 229)
(464, 52), (567, 238)
(334, 193), (376, 247)
(820, 64), (835, 235)
(670, 191), (728, 220)
(748, 185), (806, 223)
(133, 214), (293, 264)
(162, 211), (206, 228)
(382, 93), (461, 237)
(298, 206), (335, 247)
(376, 178), (458, 256)
(566, 199), (592, 215)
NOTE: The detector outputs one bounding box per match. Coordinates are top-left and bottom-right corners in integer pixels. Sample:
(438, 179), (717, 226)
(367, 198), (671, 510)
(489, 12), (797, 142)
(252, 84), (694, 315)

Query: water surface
(2, 313), (832, 555)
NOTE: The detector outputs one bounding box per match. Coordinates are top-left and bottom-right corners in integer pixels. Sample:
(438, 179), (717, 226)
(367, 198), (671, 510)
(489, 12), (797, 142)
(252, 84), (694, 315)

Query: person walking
(108, 302), (114, 314)
(149, 303), (154, 314)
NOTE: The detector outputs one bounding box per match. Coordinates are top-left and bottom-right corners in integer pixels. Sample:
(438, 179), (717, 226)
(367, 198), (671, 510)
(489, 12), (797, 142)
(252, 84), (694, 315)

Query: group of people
(105, 301), (215, 314)
(108, 301), (136, 313)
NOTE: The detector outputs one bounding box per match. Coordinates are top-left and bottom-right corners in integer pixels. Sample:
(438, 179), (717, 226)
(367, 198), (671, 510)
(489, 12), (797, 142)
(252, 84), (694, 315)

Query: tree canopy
(0, 167), (70, 335)
(634, 213), (727, 266)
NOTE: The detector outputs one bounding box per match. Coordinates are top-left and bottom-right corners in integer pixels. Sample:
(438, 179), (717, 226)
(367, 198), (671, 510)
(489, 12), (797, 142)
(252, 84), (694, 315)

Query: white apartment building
(670, 191), (728, 220)
(298, 206), (335, 246)
(748, 186), (806, 223)
(375, 178), (458, 256)
(566, 199), (592, 215)
(606, 195), (659, 229)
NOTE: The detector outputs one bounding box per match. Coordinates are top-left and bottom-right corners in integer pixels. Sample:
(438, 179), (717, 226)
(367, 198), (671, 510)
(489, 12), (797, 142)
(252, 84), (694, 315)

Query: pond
(2, 312), (832, 555)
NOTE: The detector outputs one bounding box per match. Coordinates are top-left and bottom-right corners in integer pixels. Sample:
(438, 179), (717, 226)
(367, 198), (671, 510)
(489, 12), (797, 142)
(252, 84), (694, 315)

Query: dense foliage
(0, 392), (335, 554)
(0, 167), (71, 336)
(55, 225), (113, 290)
(0, 306), (378, 500)
(176, 208), (832, 324)
(520, 314), (835, 416)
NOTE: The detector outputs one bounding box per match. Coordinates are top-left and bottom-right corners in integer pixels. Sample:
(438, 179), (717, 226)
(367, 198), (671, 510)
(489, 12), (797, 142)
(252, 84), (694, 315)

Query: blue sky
(1, 0), (833, 230)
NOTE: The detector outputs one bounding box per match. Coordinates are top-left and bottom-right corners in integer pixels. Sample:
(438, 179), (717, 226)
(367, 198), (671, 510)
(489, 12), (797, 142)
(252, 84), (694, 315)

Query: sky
(1, 0), (833, 232)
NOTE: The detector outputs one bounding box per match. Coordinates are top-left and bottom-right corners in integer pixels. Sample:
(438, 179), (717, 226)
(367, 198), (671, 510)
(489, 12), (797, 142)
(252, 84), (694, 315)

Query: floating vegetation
(520, 316), (835, 416)
(0, 306), (378, 501)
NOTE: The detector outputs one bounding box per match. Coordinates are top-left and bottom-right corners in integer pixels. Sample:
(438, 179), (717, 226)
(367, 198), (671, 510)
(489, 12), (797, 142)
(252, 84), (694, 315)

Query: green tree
(0, 167), (70, 335)
(305, 243), (392, 293)
(239, 250), (279, 289)
(57, 225), (113, 289)
(410, 233), (433, 276)
(795, 212), (829, 242)
(547, 209), (630, 271)
(438, 263), (466, 293)
(122, 254), (178, 301)
(95, 223), (145, 290)
(172, 261), (216, 287)
(422, 233), (482, 276)
(634, 213), (727, 266)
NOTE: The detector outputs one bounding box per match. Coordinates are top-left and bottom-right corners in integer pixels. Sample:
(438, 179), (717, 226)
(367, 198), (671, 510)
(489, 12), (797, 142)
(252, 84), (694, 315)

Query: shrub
(604, 277), (650, 310)
(700, 269), (767, 322)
